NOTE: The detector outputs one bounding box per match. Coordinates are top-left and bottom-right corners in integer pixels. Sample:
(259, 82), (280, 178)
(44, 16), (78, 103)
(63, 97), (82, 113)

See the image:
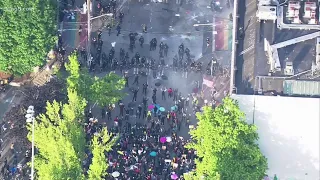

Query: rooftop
(231, 94), (320, 179)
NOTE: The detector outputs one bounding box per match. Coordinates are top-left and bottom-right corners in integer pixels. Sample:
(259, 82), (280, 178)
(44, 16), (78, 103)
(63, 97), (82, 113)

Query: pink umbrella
(160, 137), (166, 143)
(148, 104), (155, 110)
(171, 174), (178, 180)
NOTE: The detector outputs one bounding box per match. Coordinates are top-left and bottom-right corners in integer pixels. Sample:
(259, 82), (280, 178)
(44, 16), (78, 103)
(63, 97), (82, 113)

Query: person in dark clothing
(107, 109), (112, 121)
(116, 24), (121, 36)
(164, 44), (168, 57)
(101, 108), (106, 119)
(142, 97), (148, 107)
(125, 75), (129, 87)
(125, 108), (130, 121)
(139, 36), (144, 47)
(152, 94), (156, 104)
(153, 88), (157, 96)
(161, 116), (165, 125)
(133, 75), (139, 85)
(142, 109), (147, 119)
(107, 24), (112, 36)
(132, 88), (139, 101)
(138, 105), (142, 119)
(119, 102), (125, 116)
(161, 87), (166, 100)
(142, 83), (148, 95)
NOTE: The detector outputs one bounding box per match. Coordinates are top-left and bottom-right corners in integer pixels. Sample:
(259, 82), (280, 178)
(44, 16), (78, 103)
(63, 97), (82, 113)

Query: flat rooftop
(267, 25), (317, 74)
(231, 94), (320, 179)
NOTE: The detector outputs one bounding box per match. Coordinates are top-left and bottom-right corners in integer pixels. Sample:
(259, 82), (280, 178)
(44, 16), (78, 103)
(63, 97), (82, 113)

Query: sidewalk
(61, 12), (88, 55)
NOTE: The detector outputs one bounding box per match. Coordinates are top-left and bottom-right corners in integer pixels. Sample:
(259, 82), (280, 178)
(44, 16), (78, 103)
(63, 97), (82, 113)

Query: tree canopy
(88, 128), (118, 180)
(25, 54), (122, 178)
(65, 54), (126, 107)
(0, 0), (57, 75)
(27, 89), (86, 179)
(186, 97), (268, 180)
(27, 85), (117, 179)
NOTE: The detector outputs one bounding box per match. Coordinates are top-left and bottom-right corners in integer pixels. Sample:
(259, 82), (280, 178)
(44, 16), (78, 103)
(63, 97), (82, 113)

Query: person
(119, 12), (124, 23)
(78, 25), (82, 35)
(97, 30), (102, 39)
(168, 87), (173, 98)
(164, 44), (168, 57)
(116, 24), (121, 36)
(153, 38), (157, 50)
(161, 87), (167, 100)
(124, 74), (129, 87)
(149, 39), (153, 51)
(101, 107), (106, 119)
(152, 93), (156, 104)
(119, 101), (125, 116)
(132, 88), (139, 101)
(142, 24), (147, 33)
(159, 42), (164, 51)
(138, 105), (142, 119)
(133, 75), (139, 85)
(143, 96), (148, 107)
(139, 36), (144, 47)
(142, 82), (148, 95)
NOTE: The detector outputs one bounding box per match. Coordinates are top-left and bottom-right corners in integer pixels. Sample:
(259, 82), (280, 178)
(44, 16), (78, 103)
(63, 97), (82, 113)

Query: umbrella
(149, 151), (157, 157)
(161, 75), (168, 80)
(148, 104), (155, 110)
(159, 107), (165, 112)
(263, 176), (270, 180)
(170, 105), (177, 111)
(166, 136), (172, 142)
(155, 82), (161, 86)
(160, 137), (166, 143)
(171, 173), (179, 180)
(112, 171), (120, 178)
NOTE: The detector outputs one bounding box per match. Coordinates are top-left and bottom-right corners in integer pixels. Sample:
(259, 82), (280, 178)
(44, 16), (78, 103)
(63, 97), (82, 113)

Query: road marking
(239, 45), (254, 55)
(0, 88), (13, 101)
(246, 0), (255, 7)
(212, 17), (216, 51)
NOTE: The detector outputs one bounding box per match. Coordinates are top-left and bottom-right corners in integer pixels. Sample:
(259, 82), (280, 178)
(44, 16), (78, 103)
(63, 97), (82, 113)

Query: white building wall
(231, 95), (320, 180)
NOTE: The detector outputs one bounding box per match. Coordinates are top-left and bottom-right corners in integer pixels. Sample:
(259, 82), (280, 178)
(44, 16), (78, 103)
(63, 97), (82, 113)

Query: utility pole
(26, 106), (35, 180)
(87, 0), (91, 61)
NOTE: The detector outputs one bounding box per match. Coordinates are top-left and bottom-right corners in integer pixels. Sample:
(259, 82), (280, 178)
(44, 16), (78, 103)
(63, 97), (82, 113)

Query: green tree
(186, 97), (267, 180)
(27, 89), (86, 179)
(0, 0), (57, 75)
(88, 128), (118, 179)
(65, 54), (126, 107)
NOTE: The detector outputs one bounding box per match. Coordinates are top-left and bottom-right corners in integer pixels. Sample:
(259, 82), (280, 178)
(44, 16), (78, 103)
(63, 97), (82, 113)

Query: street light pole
(87, 0), (91, 61)
(31, 116), (35, 180)
(26, 106), (35, 180)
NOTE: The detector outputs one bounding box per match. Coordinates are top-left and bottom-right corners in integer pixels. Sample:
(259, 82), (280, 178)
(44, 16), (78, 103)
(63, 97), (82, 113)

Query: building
(231, 94), (320, 179)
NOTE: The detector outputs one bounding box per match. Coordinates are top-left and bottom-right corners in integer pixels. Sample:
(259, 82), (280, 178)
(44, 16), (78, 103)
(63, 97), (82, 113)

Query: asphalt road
(87, 0), (217, 138)
(86, 1), (233, 130)
(235, 0), (258, 94)
(0, 88), (17, 121)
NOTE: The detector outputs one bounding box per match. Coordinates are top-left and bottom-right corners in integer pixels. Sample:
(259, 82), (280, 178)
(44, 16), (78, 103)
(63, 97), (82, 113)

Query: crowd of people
(55, 0), (224, 179)
(75, 18), (222, 180)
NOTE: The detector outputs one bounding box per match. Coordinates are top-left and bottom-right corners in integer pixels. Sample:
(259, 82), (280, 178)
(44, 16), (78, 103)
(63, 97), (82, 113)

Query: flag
(203, 78), (214, 88)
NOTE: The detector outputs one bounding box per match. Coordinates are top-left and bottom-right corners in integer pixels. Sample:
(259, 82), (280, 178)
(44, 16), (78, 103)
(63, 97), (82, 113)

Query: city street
(235, 0), (257, 94)
(0, 0), (234, 178)
(86, 0), (234, 137)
